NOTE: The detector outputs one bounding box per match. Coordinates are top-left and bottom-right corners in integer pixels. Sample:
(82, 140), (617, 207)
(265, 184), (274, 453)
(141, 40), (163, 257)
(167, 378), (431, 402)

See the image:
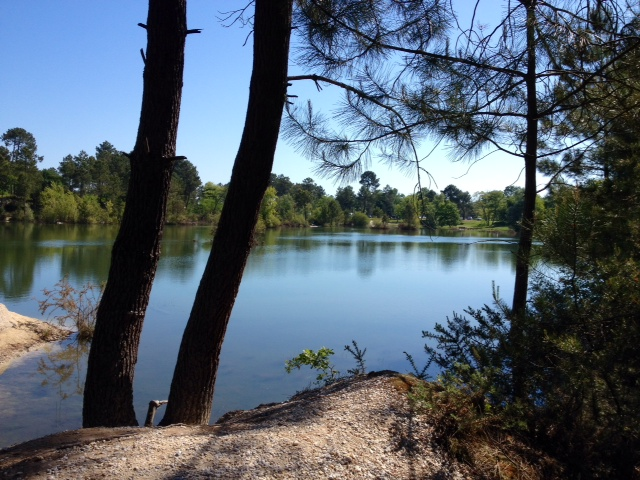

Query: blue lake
(0, 224), (517, 447)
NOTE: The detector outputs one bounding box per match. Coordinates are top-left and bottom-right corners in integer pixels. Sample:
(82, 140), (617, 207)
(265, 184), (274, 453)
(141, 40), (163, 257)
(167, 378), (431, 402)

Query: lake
(0, 224), (517, 448)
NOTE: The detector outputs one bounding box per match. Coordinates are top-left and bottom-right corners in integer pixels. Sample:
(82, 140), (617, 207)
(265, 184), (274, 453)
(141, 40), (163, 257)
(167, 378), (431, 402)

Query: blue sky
(1, 1), (529, 197)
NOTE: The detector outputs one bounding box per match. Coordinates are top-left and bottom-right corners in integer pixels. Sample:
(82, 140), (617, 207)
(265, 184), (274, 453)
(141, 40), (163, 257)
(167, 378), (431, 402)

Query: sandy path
(0, 303), (71, 374)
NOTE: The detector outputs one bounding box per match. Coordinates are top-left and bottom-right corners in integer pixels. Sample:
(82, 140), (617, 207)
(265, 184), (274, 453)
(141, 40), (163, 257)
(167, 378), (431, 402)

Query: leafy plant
(286, 340), (369, 386)
(285, 347), (339, 386)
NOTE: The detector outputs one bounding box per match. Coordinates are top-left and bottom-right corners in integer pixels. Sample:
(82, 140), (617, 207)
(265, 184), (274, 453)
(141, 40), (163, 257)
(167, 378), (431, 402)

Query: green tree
(259, 186), (281, 227)
(276, 193), (303, 225)
(357, 170), (379, 214)
(434, 195), (461, 227)
(349, 211), (369, 227)
(40, 183), (79, 223)
(40, 167), (63, 188)
(290, 184), (313, 220)
(78, 194), (111, 224)
(335, 185), (357, 214)
(300, 177), (325, 201)
(269, 173), (293, 196)
(443, 184), (473, 220)
(0, 145), (12, 196)
(166, 175), (188, 223)
(397, 196), (420, 230)
(172, 158), (201, 209)
(1, 127), (43, 216)
(59, 151), (95, 195)
(474, 191), (506, 227)
(198, 182), (226, 220)
(375, 185), (400, 218)
(314, 196), (343, 226)
(93, 141), (130, 219)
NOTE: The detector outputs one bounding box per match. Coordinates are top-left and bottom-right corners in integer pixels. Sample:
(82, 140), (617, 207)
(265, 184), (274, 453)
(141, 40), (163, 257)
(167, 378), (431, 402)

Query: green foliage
(474, 191), (506, 227)
(260, 186), (281, 228)
(198, 182), (226, 220)
(397, 196), (420, 230)
(172, 159), (202, 208)
(344, 340), (367, 375)
(435, 196), (461, 227)
(407, 375), (496, 447)
(335, 185), (357, 213)
(40, 183), (79, 223)
(313, 196), (343, 226)
(422, 178), (640, 476)
(285, 347), (339, 386)
(78, 195), (111, 224)
(285, 341), (369, 387)
(348, 211), (369, 227)
(1, 128), (43, 215)
(403, 351), (432, 380)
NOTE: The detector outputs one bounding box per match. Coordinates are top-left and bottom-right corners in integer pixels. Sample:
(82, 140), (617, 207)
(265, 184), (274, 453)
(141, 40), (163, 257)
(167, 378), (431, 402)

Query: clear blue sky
(1, 1), (529, 197)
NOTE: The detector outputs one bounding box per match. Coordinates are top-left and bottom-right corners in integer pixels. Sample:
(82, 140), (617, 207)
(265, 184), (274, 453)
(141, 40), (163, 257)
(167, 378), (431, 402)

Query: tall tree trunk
(510, 0), (538, 399)
(160, 0), (293, 425)
(83, 0), (187, 427)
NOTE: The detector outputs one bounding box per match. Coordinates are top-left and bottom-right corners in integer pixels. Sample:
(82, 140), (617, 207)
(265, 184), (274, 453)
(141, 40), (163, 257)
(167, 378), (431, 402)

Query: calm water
(0, 224), (517, 447)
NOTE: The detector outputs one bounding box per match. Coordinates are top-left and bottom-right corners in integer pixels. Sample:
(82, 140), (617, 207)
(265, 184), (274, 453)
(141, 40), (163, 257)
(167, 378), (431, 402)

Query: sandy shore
(0, 303), (71, 374)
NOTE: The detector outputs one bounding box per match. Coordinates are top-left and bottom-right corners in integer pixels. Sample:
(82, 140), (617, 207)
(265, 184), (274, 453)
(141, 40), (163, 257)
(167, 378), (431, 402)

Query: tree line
(0, 128), (208, 224)
(0, 127), (538, 231)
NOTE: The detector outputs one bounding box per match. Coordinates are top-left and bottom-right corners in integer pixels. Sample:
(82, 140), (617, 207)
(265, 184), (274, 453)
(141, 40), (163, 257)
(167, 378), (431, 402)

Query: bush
(40, 184), (78, 223)
(38, 276), (101, 342)
(349, 212), (369, 227)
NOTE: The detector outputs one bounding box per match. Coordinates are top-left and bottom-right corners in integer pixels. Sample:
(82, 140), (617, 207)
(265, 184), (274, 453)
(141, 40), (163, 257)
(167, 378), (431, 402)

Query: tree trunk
(510, 0), (538, 400)
(83, 0), (187, 427)
(159, 0), (293, 425)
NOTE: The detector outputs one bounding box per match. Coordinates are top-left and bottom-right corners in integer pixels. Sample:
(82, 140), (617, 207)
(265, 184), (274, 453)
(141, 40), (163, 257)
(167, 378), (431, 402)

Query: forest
(0, 127), (534, 231)
(3, 0), (640, 477)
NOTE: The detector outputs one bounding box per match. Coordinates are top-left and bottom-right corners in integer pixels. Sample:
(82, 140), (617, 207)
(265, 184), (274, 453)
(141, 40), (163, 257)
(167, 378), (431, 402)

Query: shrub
(349, 212), (369, 227)
(38, 276), (101, 342)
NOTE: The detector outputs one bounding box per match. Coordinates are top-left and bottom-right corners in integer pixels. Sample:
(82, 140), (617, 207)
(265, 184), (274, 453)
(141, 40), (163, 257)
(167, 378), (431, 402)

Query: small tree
(40, 184), (79, 223)
(1, 127), (43, 215)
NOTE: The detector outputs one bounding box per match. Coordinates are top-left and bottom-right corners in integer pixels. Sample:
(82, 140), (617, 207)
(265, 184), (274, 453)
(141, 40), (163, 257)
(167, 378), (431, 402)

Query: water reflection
(0, 225), (518, 448)
(0, 224), (43, 298)
(37, 336), (89, 400)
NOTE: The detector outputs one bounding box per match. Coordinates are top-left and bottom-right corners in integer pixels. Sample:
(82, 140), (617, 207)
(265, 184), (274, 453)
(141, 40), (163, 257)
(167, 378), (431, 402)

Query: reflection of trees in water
(474, 242), (518, 269)
(356, 240), (377, 278)
(0, 224), (39, 298)
(0, 224), (119, 298)
(156, 226), (212, 281)
(60, 245), (111, 283)
(37, 335), (89, 400)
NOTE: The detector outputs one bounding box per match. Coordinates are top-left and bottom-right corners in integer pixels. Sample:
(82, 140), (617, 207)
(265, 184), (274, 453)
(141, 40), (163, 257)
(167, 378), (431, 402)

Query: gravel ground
(0, 372), (470, 479)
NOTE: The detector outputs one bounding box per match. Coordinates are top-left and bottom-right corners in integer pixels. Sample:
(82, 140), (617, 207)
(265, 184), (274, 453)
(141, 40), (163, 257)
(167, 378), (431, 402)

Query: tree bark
(83, 0), (187, 427)
(510, 0), (538, 400)
(160, 0), (293, 425)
